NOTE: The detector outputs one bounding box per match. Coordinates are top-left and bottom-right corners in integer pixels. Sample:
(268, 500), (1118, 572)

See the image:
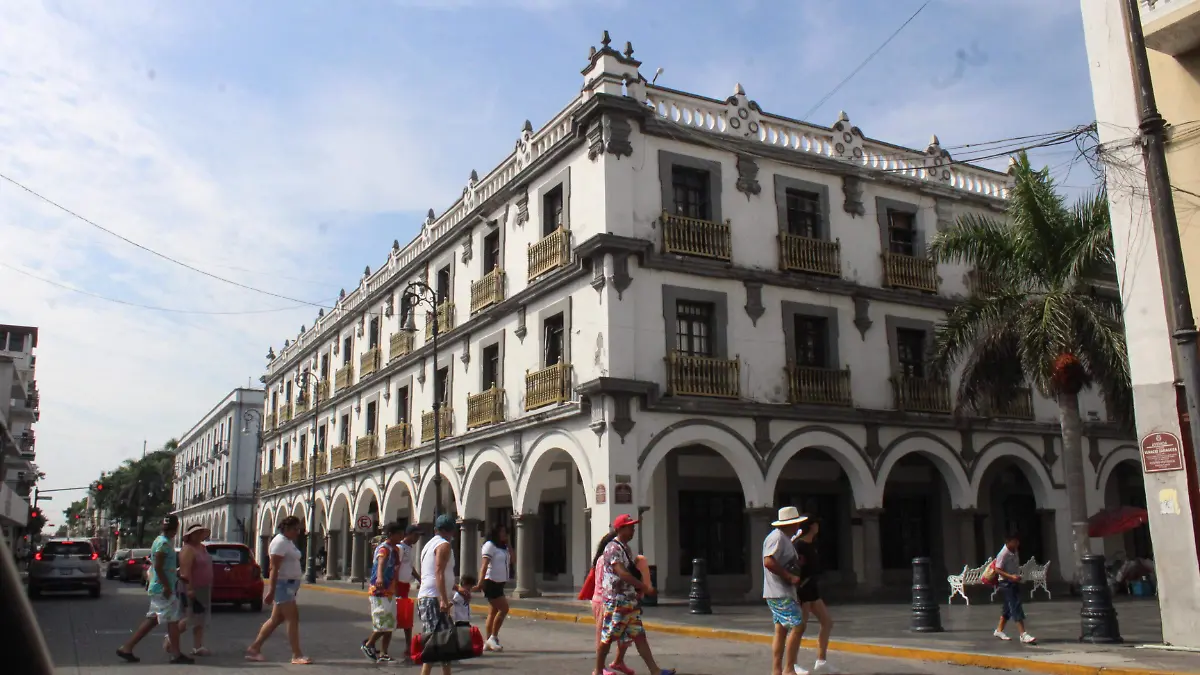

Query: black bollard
(910, 557), (944, 633)
(1079, 554), (1122, 644)
(642, 565), (659, 607)
(689, 558), (712, 615)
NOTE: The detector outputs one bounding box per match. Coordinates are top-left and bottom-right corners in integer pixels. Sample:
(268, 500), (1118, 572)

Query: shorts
(369, 595), (398, 632)
(186, 586), (213, 628)
(766, 597), (804, 628)
(1000, 581), (1026, 622)
(146, 592), (183, 624)
(592, 600), (631, 648)
(797, 579), (822, 604)
(600, 597), (644, 645)
(416, 597), (452, 634)
(274, 579), (301, 605)
(482, 580), (506, 600)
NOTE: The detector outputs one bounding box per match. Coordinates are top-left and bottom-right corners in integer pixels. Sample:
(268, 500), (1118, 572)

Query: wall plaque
(595, 484), (607, 505)
(1140, 431), (1185, 473)
(614, 483), (633, 505)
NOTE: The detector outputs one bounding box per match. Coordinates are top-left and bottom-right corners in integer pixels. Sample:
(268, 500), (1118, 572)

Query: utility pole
(1120, 0), (1200, 476)
(142, 439), (147, 459)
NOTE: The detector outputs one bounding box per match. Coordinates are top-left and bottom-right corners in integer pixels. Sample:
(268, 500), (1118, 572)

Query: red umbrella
(1088, 506), (1149, 538)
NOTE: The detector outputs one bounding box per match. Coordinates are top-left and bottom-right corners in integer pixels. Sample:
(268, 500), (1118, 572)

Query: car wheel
(89, 587), (101, 599)
(250, 599), (263, 612)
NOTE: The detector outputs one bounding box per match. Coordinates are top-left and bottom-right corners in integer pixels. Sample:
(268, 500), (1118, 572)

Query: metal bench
(947, 557), (993, 605)
(989, 557), (1053, 601)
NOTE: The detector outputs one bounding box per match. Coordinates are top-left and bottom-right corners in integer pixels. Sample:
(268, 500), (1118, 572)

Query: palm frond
(1061, 189), (1115, 284)
(929, 292), (1025, 375)
(929, 213), (1015, 271)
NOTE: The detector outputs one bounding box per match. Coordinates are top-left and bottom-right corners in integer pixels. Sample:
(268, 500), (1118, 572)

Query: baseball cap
(612, 513), (640, 529)
(434, 514), (457, 532)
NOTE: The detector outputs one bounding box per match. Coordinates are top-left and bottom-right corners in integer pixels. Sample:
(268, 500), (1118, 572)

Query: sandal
(244, 650), (266, 662)
(192, 647), (211, 656)
(609, 665), (636, 675)
(115, 649), (140, 663)
(291, 656), (313, 665)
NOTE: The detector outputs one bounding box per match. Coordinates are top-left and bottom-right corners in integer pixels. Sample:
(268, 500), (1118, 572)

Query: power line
(800, 0), (932, 122)
(0, 261), (319, 315)
(0, 172), (328, 308)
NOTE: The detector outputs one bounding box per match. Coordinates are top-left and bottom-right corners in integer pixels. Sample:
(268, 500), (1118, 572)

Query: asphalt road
(31, 578), (1044, 674)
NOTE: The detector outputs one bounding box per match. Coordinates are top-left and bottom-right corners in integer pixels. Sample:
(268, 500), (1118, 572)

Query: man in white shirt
(762, 507), (808, 675)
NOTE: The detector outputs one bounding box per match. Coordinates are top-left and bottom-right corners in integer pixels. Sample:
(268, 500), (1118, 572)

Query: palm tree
(927, 152), (1132, 580)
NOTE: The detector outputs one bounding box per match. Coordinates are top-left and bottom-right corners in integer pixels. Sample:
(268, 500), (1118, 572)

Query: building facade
(1080, 0), (1200, 648)
(254, 34), (1135, 597)
(172, 388), (266, 544)
(0, 325), (39, 553)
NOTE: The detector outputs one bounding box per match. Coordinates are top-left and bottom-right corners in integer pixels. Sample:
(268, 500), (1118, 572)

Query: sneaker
(485, 635), (503, 652)
(794, 665), (810, 675)
(994, 629), (1011, 641)
(361, 640), (379, 661)
(811, 660), (835, 673)
(1020, 632), (1037, 644)
(169, 653), (195, 665)
(377, 654), (393, 663)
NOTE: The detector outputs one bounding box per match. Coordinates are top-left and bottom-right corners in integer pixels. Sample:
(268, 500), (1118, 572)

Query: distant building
(0, 325), (39, 551)
(171, 388), (265, 544)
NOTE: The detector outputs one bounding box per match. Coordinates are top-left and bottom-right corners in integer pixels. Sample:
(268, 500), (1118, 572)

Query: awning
(1088, 506), (1149, 538)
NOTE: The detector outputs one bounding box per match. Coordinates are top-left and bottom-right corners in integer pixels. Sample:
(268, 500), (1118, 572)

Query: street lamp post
(400, 280), (444, 518)
(241, 409), (263, 548)
(298, 371), (323, 584)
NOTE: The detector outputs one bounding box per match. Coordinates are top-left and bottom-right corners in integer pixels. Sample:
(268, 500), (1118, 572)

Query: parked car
(27, 539), (101, 598)
(207, 542), (264, 612)
(106, 549), (131, 579)
(118, 548), (152, 582)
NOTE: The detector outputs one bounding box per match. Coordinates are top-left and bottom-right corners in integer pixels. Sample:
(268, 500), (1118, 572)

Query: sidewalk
(304, 578), (1198, 675)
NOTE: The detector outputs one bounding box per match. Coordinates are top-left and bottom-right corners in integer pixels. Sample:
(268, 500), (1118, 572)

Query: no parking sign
(355, 515), (375, 532)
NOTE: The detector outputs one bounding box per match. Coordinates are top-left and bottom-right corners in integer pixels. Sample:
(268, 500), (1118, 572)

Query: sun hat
(612, 513), (640, 529)
(184, 523), (209, 538)
(771, 506), (809, 528)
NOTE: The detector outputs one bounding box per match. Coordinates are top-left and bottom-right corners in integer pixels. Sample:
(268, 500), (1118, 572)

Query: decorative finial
(283, 339), (290, 349)
(393, 239), (400, 251)
(930, 134), (941, 146)
(469, 169), (478, 182)
(522, 119), (533, 133)
(318, 308), (324, 317)
(339, 288), (346, 299)
(837, 110), (849, 122)
(300, 325), (306, 334)
(426, 208), (435, 219)
(266, 346), (276, 361)
(734, 82), (745, 96)
(589, 46), (596, 59)
(601, 30), (611, 47)
(623, 41), (634, 59)
(364, 265), (371, 276)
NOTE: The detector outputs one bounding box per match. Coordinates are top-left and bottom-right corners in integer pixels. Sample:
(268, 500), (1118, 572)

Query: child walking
(993, 533), (1037, 644)
(452, 575), (476, 626)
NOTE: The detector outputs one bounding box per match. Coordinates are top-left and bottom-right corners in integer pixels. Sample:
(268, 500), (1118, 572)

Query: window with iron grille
(793, 315), (829, 368)
(675, 301), (714, 356)
(785, 188), (821, 238)
(671, 166), (711, 220)
(887, 210), (916, 256)
(896, 328), (926, 378)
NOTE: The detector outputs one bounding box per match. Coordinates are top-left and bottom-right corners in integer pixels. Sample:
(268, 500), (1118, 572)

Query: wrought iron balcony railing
(890, 375), (951, 413)
(330, 444), (350, 471)
(355, 434), (379, 463)
(882, 253), (939, 293)
(425, 301), (455, 340)
(335, 363), (354, 391)
(525, 361), (571, 411)
(466, 387), (505, 429)
(779, 234), (841, 277)
(787, 365), (853, 406)
(528, 227), (570, 280)
(421, 408), (454, 443)
(661, 212), (732, 261)
(360, 347), (382, 378)
(389, 331), (415, 362)
(470, 266), (505, 313)
(665, 351), (740, 398)
(385, 423), (411, 454)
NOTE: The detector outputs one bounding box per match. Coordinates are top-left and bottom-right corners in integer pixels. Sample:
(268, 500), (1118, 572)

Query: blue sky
(0, 0), (1098, 526)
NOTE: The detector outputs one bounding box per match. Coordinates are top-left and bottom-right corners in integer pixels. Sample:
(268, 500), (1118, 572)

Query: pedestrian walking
(452, 575), (476, 625)
(396, 524), (422, 662)
(175, 523), (213, 657)
(593, 514), (675, 675)
(245, 515), (311, 664)
(762, 506), (808, 675)
(993, 533), (1037, 644)
(582, 530), (632, 675)
(115, 516), (194, 664)
(791, 518), (834, 674)
(417, 514), (459, 675)
(475, 525), (511, 651)
(361, 521), (406, 664)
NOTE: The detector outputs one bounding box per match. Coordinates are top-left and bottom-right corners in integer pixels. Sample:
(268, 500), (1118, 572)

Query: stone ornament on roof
(831, 111), (865, 161)
(725, 83), (765, 140)
(515, 120), (534, 170)
(463, 169), (480, 210)
(925, 134), (953, 184)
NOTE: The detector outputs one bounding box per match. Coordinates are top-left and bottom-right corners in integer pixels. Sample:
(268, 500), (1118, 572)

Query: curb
(301, 583), (1190, 675)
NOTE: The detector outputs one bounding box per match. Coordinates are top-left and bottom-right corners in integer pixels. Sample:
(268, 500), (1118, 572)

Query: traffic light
(93, 481), (104, 493)
(29, 508), (40, 520)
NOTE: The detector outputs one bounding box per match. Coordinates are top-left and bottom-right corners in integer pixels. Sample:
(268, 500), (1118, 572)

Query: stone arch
(291, 498), (309, 528)
(970, 438), (1059, 509)
(314, 493), (330, 532)
(381, 470), (418, 524)
(329, 487), (353, 532)
(258, 504), (275, 536)
(765, 426), (879, 508)
(636, 420), (767, 507)
(415, 459), (463, 522)
(354, 479), (383, 518)
(462, 447), (517, 520)
(515, 428), (595, 514)
(875, 432), (973, 508)
(1095, 444), (1140, 491)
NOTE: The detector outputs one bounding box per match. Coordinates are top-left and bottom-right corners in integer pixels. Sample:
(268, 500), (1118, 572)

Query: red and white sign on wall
(355, 515), (376, 532)
(1140, 431), (1185, 474)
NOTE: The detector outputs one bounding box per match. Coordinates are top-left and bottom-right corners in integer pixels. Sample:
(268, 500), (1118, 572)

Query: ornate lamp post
(400, 280), (444, 518)
(296, 370), (323, 584)
(241, 409), (263, 548)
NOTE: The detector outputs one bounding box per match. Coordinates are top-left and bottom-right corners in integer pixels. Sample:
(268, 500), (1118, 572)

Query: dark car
(27, 539), (102, 598)
(119, 548), (152, 582)
(106, 549), (131, 580)
(207, 542), (264, 612)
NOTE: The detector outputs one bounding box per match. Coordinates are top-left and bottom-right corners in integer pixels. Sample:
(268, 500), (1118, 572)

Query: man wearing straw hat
(762, 506), (808, 675)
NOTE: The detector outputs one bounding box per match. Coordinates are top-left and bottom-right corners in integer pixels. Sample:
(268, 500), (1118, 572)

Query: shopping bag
(578, 567), (596, 600)
(396, 597), (414, 630)
(410, 624), (484, 664)
(981, 561), (999, 586)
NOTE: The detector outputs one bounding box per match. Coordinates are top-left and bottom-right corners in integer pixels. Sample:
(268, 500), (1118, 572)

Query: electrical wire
(0, 172), (329, 308)
(799, 0), (932, 122)
(0, 261), (320, 315)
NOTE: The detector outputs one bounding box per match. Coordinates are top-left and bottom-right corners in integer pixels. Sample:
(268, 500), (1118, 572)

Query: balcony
(355, 434), (379, 463)
(280, 403), (293, 423)
(316, 378), (329, 400)
(360, 347), (382, 378)
(385, 423), (412, 454)
(967, 269), (1002, 296)
(978, 387), (1035, 420)
(272, 466), (289, 488)
(421, 408), (454, 443)
(260, 472), (274, 490)
(470, 266), (505, 313)
(528, 227), (570, 280)
(890, 375), (951, 413)
(525, 361), (571, 411)
(882, 253), (939, 293)
(467, 387), (505, 429)
(290, 461), (306, 483)
(330, 444), (350, 471)
(425, 301), (455, 340)
(661, 212), (732, 261)
(314, 452), (328, 477)
(295, 396), (310, 415)
(265, 412), (277, 431)
(787, 365), (853, 406)
(389, 331), (415, 362)
(335, 362), (355, 391)
(778, 234), (841, 277)
(665, 351), (740, 398)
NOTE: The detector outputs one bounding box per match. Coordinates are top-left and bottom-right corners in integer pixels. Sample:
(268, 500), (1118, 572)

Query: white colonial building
(0, 325), (39, 551)
(172, 388), (266, 544)
(255, 33), (1138, 598)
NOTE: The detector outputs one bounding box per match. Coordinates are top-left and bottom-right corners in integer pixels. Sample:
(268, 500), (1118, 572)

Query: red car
(206, 542), (264, 612)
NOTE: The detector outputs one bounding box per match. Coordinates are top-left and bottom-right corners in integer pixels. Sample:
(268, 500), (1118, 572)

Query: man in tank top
(417, 514), (458, 675)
